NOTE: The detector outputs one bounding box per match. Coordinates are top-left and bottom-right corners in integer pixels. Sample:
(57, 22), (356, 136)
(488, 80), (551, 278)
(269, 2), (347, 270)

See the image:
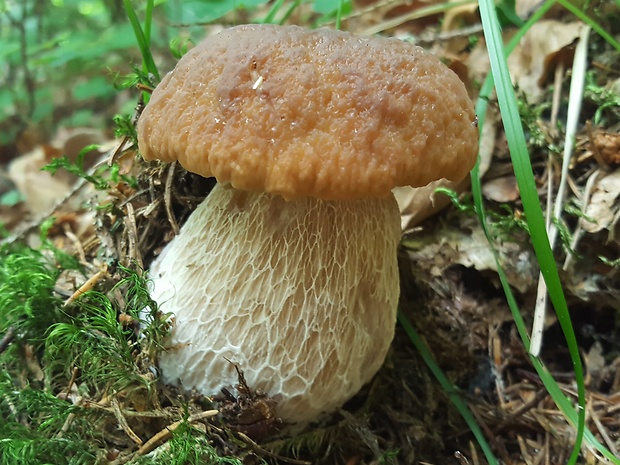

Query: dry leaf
(482, 176), (520, 202)
(7, 128), (107, 215)
(8, 147), (74, 215)
(507, 20), (584, 102)
(404, 219), (536, 293)
(582, 168), (620, 234)
(394, 179), (460, 231)
(593, 130), (620, 166)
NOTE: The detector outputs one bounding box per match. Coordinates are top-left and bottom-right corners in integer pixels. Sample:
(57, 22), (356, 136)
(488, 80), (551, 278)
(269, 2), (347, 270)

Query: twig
(112, 396), (143, 446)
(56, 396), (84, 439)
(85, 400), (178, 418)
(62, 366), (79, 401)
(469, 404), (513, 465)
(363, 3), (481, 37)
(588, 404), (619, 458)
(63, 224), (87, 265)
(107, 136), (132, 167)
(107, 93), (144, 167)
(494, 388), (549, 432)
(469, 440), (480, 465)
(0, 326), (15, 354)
(63, 266), (108, 307)
(131, 409), (218, 458)
(124, 202), (144, 270)
(563, 168), (601, 270)
(517, 434), (533, 465)
(236, 432), (312, 465)
(164, 162), (180, 235)
(530, 25), (591, 356)
(454, 450), (470, 465)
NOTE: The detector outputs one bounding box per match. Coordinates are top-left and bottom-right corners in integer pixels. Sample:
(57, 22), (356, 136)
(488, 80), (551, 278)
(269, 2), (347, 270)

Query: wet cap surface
(138, 24), (479, 200)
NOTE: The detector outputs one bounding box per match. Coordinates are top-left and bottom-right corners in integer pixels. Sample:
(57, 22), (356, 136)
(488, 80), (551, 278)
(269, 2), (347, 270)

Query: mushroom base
(150, 183), (401, 423)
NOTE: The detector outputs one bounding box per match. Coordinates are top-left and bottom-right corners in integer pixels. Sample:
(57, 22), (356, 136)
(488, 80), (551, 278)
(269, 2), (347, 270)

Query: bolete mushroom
(138, 24), (478, 424)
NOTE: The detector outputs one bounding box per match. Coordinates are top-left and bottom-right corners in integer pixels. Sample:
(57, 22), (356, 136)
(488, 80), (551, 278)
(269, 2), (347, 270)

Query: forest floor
(1, 1), (619, 464)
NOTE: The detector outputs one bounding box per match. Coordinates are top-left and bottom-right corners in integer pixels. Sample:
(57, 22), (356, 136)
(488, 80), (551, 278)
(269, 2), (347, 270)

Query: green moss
(131, 422), (244, 465)
(0, 243), (77, 352)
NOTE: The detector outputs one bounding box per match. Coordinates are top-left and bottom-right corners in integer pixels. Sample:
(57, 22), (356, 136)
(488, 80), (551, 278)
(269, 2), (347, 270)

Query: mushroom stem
(151, 183), (401, 423)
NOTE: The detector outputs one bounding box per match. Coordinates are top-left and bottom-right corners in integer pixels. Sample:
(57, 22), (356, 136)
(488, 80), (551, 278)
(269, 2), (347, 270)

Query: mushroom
(137, 24), (478, 424)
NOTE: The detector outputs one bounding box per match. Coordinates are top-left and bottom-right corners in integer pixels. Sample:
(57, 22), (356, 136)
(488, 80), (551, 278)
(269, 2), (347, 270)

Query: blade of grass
(475, 0), (593, 462)
(335, 0), (344, 30)
(277, 0), (302, 25)
(397, 311), (499, 465)
(123, 0), (160, 82)
(262, 0), (285, 23)
(402, 1), (616, 460)
(144, 0), (154, 45)
(530, 25), (590, 356)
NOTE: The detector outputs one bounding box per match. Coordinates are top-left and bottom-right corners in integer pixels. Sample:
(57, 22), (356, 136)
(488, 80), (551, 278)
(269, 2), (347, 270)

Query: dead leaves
(582, 168), (620, 236)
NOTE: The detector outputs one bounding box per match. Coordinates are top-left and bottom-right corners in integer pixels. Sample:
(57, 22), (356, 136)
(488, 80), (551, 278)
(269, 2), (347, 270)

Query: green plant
(0, 371), (101, 465)
(584, 70), (620, 125)
(130, 421), (244, 465)
(402, 1), (620, 464)
(45, 266), (164, 399)
(0, 242), (78, 353)
(0, 0), (146, 144)
(43, 145), (137, 191)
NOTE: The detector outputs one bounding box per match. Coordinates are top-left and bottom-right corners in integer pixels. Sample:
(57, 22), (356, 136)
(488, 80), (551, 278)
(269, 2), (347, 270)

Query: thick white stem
(150, 183), (401, 423)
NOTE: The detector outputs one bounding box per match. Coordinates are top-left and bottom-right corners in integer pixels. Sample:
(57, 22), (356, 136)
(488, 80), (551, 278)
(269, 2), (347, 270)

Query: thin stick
(124, 202), (143, 270)
(549, 63), (565, 132)
(530, 25), (591, 356)
(63, 267), (107, 307)
(563, 168), (600, 270)
(362, 2), (480, 36)
(236, 432), (312, 465)
(0, 326), (15, 354)
(132, 410), (218, 457)
(63, 366), (79, 400)
(56, 396), (84, 438)
(112, 396), (143, 446)
(164, 162), (180, 235)
(588, 404), (619, 458)
(63, 225), (87, 265)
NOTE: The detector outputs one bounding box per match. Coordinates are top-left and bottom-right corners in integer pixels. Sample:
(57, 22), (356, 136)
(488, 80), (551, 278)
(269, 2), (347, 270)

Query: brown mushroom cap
(138, 24), (478, 200)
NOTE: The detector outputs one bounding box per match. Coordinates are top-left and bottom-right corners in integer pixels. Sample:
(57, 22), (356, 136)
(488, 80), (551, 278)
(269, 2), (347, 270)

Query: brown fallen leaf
(403, 217), (537, 293)
(393, 179), (461, 231)
(507, 20), (584, 102)
(8, 146), (74, 215)
(482, 175), (520, 203)
(7, 128), (108, 216)
(593, 131), (620, 166)
(582, 168), (620, 234)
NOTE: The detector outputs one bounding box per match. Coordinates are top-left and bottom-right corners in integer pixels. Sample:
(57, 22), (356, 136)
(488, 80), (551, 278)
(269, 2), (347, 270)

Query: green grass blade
(403, 1), (616, 460)
(471, 0), (551, 352)
(476, 0), (590, 462)
(277, 0), (302, 25)
(144, 0), (154, 45)
(262, 0), (285, 23)
(335, 0), (344, 30)
(397, 311), (499, 465)
(123, 0), (160, 81)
